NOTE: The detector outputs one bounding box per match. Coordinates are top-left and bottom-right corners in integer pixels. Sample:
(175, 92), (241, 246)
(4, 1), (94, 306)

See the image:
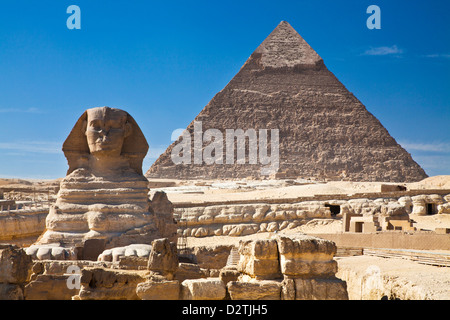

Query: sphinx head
(63, 107), (149, 175)
(83, 107), (132, 158)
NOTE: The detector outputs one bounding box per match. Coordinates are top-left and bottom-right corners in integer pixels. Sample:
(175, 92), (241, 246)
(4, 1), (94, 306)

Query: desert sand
(151, 176), (450, 204)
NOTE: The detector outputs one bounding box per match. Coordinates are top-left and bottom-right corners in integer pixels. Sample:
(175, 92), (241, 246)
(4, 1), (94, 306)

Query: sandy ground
(410, 214), (450, 231)
(3, 175), (449, 203)
(335, 255), (450, 300)
(149, 175), (450, 204)
(161, 181), (387, 203)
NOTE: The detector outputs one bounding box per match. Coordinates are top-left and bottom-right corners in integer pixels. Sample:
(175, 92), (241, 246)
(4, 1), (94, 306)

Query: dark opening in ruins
(426, 203), (436, 215)
(325, 204), (340, 216)
(355, 222), (363, 233)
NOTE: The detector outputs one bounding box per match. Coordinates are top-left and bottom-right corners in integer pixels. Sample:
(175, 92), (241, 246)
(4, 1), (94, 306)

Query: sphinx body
(38, 166), (157, 247)
(35, 107), (166, 250)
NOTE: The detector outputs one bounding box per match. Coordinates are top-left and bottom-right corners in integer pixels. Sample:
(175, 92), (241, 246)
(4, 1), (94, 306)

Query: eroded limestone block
(136, 279), (180, 300)
(75, 267), (145, 300)
(0, 244), (32, 284)
(294, 278), (348, 300)
(219, 267), (240, 286)
(0, 283), (23, 300)
(97, 244), (152, 263)
(30, 260), (110, 277)
(380, 203), (407, 216)
(0, 210), (47, 244)
(147, 238), (178, 279)
(180, 278), (226, 300)
(227, 280), (282, 300)
(192, 244), (234, 270)
(438, 203), (450, 214)
(276, 234), (337, 278)
(411, 195), (426, 215)
(237, 239), (280, 280)
(118, 256), (148, 270)
(151, 191), (178, 243)
(175, 263), (207, 282)
(24, 274), (78, 300)
(281, 278), (295, 300)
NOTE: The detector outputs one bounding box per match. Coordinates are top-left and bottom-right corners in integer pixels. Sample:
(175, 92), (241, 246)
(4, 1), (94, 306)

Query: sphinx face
(85, 107), (131, 157)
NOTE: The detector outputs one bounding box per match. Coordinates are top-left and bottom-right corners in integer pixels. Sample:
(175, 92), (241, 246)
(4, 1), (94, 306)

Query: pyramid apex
(252, 21), (322, 68)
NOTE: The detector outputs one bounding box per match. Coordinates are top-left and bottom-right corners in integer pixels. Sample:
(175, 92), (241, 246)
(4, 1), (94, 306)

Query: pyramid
(146, 21), (427, 182)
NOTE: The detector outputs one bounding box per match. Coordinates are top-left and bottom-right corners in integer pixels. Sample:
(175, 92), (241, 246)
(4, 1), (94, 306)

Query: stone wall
(309, 232), (450, 251)
(1, 190), (448, 244)
(137, 235), (348, 300)
(176, 201), (332, 237)
(175, 193), (450, 238)
(0, 208), (48, 244)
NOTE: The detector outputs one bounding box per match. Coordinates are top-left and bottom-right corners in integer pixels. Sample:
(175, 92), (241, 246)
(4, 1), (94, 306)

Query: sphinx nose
(98, 128), (110, 135)
(96, 129), (111, 142)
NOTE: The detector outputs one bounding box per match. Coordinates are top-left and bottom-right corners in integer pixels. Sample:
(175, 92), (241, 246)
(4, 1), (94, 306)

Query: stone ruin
(0, 233), (348, 300)
(174, 192), (450, 238)
(227, 234), (348, 300)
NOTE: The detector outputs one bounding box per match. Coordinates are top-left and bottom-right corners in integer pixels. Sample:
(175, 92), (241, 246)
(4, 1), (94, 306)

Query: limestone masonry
(147, 21), (427, 182)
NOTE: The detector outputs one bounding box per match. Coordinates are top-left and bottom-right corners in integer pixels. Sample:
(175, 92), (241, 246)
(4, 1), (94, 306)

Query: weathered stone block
(180, 278), (226, 300)
(148, 238), (178, 278)
(24, 274), (78, 300)
(0, 244), (32, 284)
(136, 280), (180, 300)
(151, 191), (178, 243)
(175, 263), (207, 282)
(98, 244), (152, 262)
(294, 278), (348, 300)
(237, 239), (280, 279)
(219, 267), (240, 285)
(281, 278), (295, 300)
(0, 283), (23, 300)
(75, 267), (145, 300)
(192, 244), (234, 270)
(118, 256), (148, 270)
(227, 280), (282, 300)
(276, 234), (337, 278)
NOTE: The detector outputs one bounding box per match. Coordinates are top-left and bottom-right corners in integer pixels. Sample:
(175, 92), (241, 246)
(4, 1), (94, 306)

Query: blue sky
(0, 1), (449, 179)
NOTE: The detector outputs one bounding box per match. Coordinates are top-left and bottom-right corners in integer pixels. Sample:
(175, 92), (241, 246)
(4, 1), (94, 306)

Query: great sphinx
(32, 107), (176, 255)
